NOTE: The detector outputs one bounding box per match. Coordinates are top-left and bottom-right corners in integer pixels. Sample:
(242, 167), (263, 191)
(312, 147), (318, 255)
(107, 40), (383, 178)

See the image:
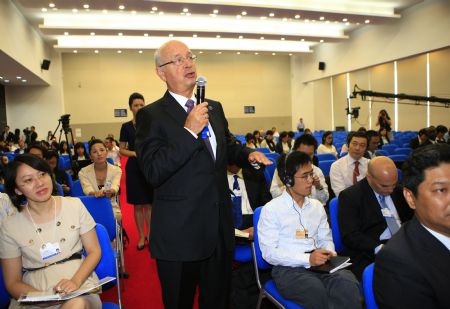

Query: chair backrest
(393, 147), (412, 156)
(79, 196), (116, 241)
(340, 151), (348, 158)
(265, 152), (280, 161)
(329, 197), (344, 253)
(252, 206), (272, 270)
(388, 154), (408, 162)
(318, 159), (335, 177)
(263, 159), (277, 185)
(363, 263), (378, 309)
(317, 153), (337, 162)
(70, 179), (85, 197)
(93, 224), (117, 284)
(233, 244), (253, 263)
(381, 144), (397, 155)
(374, 149), (389, 157)
(255, 147), (271, 154)
(59, 155), (71, 170)
(55, 182), (64, 196)
(65, 171), (74, 191)
(0, 264), (10, 309)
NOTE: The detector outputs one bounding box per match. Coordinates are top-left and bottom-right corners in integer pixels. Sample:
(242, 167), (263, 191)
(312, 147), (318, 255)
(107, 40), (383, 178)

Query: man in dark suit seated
(227, 162), (272, 309)
(409, 128), (431, 149)
(374, 144), (450, 309)
(338, 156), (413, 280)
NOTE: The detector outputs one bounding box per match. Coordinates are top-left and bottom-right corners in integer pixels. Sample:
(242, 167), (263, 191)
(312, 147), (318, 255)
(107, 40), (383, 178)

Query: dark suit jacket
(1, 131), (14, 143)
(135, 91), (252, 261)
(274, 141), (291, 154)
(409, 136), (432, 149)
(338, 178), (413, 279)
(238, 167), (272, 229)
(374, 217), (450, 309)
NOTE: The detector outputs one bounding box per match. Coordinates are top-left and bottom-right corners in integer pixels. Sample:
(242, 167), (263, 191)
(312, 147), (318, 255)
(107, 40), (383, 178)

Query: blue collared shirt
(258, 191), (335, 268)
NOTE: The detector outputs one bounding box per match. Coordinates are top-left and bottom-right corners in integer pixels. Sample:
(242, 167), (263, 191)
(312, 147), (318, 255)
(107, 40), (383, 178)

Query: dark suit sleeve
(135, 106), (203, 187)
(338, 188), (381, 252)
(374, 248), (438, 309)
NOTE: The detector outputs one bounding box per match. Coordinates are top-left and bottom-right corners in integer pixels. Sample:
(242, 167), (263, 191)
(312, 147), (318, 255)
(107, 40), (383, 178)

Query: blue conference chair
(363, 263), (378, 309)
(318, 159), (335, 177)
(329, 197), (344, 253)
(393, 147), (411, 156)
(381, 144), (397, 155)
(256, 147), (271, 154)
(317, 153), (337, 162)
(234, 244), (253, 263)
(0, 265), (10, 309)
(252, 207), (305, 309)
(374, 150), (389, 157)
(70, 179), (85, 197)
(56, 182), (64, 196)
(388, 154), (408, 162)
(263, 158), (277, 185)
(265, 152), (280, 162)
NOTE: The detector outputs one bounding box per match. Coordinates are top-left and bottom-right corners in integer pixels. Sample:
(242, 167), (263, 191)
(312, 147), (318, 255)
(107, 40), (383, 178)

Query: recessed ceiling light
(356, 22), (360, 25)
(260, 16), (267, 20)
(117, 50), (122, 54)
(260, 37), (264, 40)
(183, 8), (189, 13)
(213, 9), (219, 14)
(73, 50), (78, 53)
(301, 38), (305, 42)
(281, 37), (285, 41)
(131, 10), (136, 14)
(118, 5), (125, 10)
(90, 32), (95, 36)
(320, 16), (325, 20)
(236, 52), (240, 54)
(64, 32), (69, 35)
(0, 76), (3, 79)
(193, 34), (197, 38)
(241, 11), (247, 16)
(16, 76), (21, 79)
(272, 53), (276, 55)
(152, 7), (158, 11)
(199, 51), (203, 54)
(295, 15), (300, 19)
(83, 4), (89, 9)
(49, 3), (55, 8)
(238, 35), (243, 39)
(169, 34), (173, 37)
(289, 53), (293, 56)
(72, 8), (78, 13)
(41, 8), (48, 12)
(216, 35), (221, 38)
(158, 11), (164, 15)
(269, 12), (275, 17)
(320, 39), (324, 42)
(209, 14), (217, 17)
(305, 19), (310, 23)
(345, 22), (350, 25)
(94, 50), (99, 54)
(118, 32), (123, 36)
(139, 50), (143, 54)
(342, 18), (348, 22)
(4, 80), (10, 83)
(144, 33), (148, 37)
(254, 52), (259, 55)
(365, 19), (370, 24)
(102, 9), (108, 14)
(22, 79), (27, 82)
(217, 52), (222, 54)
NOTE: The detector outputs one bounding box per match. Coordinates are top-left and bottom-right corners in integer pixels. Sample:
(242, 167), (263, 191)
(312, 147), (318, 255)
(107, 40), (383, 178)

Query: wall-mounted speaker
(41, 59), (51, 70)
(318, 62), (326, 71)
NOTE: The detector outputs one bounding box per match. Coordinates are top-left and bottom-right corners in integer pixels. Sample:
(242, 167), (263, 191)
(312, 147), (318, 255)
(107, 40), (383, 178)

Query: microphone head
(196, 76), (207, 87)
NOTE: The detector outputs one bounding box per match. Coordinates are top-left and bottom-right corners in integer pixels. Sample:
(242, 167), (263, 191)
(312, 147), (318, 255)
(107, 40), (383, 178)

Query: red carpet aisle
(100, 157), (199, 308)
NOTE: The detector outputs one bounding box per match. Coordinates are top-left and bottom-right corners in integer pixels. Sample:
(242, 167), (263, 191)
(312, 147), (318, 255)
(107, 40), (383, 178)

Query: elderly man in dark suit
(374, 144), (450, 309)
(135, 40), (270, 309)
(338, 156), (413, 279)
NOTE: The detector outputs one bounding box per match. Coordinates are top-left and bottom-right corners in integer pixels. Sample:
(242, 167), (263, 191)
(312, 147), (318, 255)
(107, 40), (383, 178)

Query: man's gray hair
(154, 48), (161, 67)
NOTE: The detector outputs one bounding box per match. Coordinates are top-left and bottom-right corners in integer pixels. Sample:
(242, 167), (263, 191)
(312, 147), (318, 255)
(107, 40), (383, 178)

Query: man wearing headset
(258, 151), (361, 309)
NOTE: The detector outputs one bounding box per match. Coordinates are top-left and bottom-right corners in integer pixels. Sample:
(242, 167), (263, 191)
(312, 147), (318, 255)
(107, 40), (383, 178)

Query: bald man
(337, 157), (413, 279)
(135, 40), (270, 309)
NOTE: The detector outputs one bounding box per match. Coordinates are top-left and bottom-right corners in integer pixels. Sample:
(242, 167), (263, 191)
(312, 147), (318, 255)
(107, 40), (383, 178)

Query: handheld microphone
(196, 76), (207, 105)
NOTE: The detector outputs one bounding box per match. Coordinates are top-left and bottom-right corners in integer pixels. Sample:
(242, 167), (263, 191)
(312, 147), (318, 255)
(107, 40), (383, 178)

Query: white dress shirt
(270, 165), (329, 206)
(374, 192), (401, 241)
(422, 225), (450, 251)
(169, 91), (217, 159)
(258, 191), (335, 268)
(317, 144), (338, 158)
(227, 170), (253, 215)
(330, 155), (369, 196)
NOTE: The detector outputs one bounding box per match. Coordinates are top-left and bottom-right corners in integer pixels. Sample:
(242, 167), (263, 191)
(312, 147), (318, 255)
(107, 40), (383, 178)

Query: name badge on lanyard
(40, 242), (61, 260)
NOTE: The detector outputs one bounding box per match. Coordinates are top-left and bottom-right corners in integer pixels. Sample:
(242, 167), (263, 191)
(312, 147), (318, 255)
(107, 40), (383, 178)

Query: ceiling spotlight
(199, 51), (203, 54)
(118, 32), (123, 36)
(117, 50), (122, 54)
(193, 34), (197, 38)
(281, 37), (285, 41)
(22, 80), (27, 82)
(238, 35), (243, 39)
(0, 76), (3, 79)
(216, 35), (221, 38)
(72, 8), (78, 13)
(183, 8), (189, 13)
(64, 32), (69, 35)
(73, 50), (77, 53)
(301, 38), (305, 42)
(139, 50), (143, 54)
(272, 53), (276, 55)
(144, 33), (148, 36)
(16, 76), (21, 79)
(213, 9), (219, 14)
(345, 22), (350, 25)
(152, 7), (158, 11)
(102, 10), (108, 14)
(118, 5), (125, 10)
(269, 12), (275, 17)
(236, 52), (240, 54)
(158, 12), (164, 15)
(295, 15), (300, 19)
(83, 4), (89, 9)
(254, 52), (259, 55)
(41, 8), (48, 12)
(320, 39), (324, 42)
(49, 3), (55, 8)
(169, 34), (173, 37)
(94, 50), (99, 54)
(236, 15), (241, 19)
(289, 53), (293, 56)
(282, 17), (287, 21)
(320, 16), (325, 20)
(260, 16), (267, 20)
(342, 18), (348, 22)
(4, 80), (10, 83)
(90, 32), (95, 36)
(365, 19), (370, 24)
(305, 19), (310, 23)
(131, 10), (136, 14)
(260, 37), (264, 40)
(241, 11), (247, 16)
(217, 52), (222, 54)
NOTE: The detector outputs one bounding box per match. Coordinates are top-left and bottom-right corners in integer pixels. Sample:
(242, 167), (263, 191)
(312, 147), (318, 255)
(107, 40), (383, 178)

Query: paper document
(18, 277), (115, 303)
(234, 229), (250, 238)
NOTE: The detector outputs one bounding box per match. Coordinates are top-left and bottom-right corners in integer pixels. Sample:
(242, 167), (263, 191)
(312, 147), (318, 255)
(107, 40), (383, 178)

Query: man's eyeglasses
(158, 54), (197, 68)
(294, 172), (315, 182)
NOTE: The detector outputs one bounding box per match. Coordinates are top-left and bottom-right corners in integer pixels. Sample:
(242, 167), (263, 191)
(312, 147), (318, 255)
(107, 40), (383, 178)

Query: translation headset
(282, 151), (295, 188)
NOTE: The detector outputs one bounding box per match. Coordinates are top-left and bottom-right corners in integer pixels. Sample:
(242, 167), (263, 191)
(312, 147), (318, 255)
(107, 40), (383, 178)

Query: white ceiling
(1, 0), (423, 86)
